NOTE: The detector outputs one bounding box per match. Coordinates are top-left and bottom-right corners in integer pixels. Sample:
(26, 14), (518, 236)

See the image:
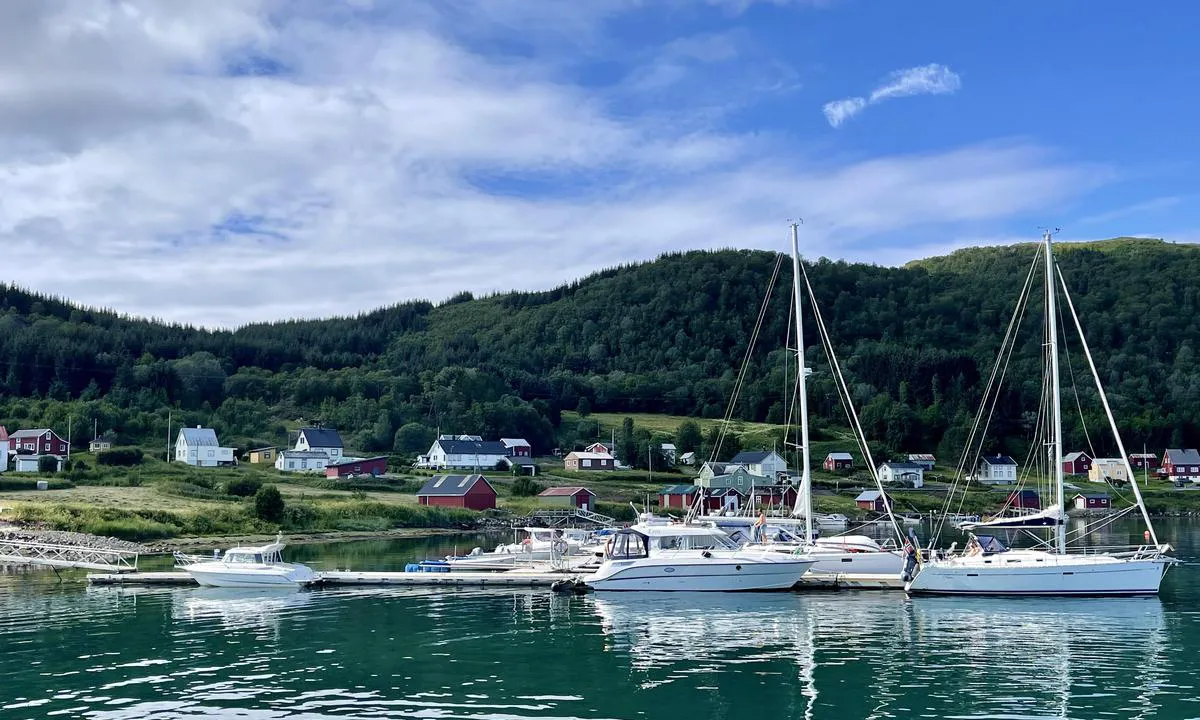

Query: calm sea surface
(2, 521), (1199, 719)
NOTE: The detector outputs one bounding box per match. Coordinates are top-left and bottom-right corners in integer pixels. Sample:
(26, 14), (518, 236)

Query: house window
(301, 460), (307, 469)
(208, 450), (214, 457)
(583, 459), (592, 468)
(59, 444), (66, 452)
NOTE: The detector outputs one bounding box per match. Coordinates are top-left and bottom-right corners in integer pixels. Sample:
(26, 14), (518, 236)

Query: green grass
(0, 477), (74, 491)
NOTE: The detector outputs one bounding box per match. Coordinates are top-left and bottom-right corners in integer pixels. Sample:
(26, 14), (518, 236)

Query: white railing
(0, 539), (140, 572)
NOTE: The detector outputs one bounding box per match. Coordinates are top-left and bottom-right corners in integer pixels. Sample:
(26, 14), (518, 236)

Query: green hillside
(1, 237), (1198, 464)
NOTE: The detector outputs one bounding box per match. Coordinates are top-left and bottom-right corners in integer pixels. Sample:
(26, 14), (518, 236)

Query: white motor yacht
(440, 527), (597, 571)
(587, 520), (814, 592)
(185, 537), (315, 588)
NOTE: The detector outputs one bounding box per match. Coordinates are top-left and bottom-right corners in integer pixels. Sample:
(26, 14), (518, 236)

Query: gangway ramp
(0, 538), (140, 572)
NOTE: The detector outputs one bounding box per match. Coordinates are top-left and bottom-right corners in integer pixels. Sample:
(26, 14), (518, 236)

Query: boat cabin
(221, 542), (285, 565)
(604, 524), (738, 559)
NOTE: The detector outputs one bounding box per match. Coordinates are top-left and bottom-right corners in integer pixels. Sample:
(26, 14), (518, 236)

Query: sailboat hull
(905, 550), (1170, 596)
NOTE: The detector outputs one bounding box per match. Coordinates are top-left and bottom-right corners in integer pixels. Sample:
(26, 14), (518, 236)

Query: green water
(2, 522), (1198, 719)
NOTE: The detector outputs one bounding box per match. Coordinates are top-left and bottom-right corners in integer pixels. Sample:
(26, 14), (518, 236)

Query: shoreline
(151, 527), (497, 553)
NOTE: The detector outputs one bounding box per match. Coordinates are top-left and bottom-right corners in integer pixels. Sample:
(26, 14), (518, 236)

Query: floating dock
(87, 569), (903, 590)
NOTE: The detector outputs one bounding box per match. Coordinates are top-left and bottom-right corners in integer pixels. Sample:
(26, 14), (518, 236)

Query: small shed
(823, 452), (854, 472)
(855, 490), (889, 513)
(1072, 493), (1111, 511)
(1006, 489), (1041, 510)
(248, 447), (277, 464)
(15, 455), (62, 473)
(417, 474), (498, 511)
(502, 456), (538, 476)
(89, 437), (113, 453)
(679, 451), (696, 466)
(1128, 453), (1159, 471)
(538, 486), (596, 510)
(325, 456), (388, 479)
(658, 485), (696, 510)
(1062, 451), (1093, 476)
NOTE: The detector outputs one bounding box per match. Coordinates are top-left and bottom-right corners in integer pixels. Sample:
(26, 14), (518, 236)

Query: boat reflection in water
(589, 592), (1167, 718)
(171, 587), (315, 635)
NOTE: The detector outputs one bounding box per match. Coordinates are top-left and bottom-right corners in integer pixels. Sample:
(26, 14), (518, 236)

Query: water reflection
(172, 587), (314, 635)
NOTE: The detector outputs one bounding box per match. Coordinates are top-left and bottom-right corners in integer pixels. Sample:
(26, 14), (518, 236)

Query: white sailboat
(743, 223), (905, 577)
(905, 231), (1175, 596)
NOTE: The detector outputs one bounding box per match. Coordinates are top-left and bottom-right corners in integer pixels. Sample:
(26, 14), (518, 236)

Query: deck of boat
(86, 569), (904, 590)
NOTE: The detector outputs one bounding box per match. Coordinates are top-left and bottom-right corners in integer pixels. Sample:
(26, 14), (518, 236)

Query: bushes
(511, 476), (544, 497)
(224, 476), (263, 497)
(255, 485), (285, 523)
(38, 455), (60, 473)
(96, 448), (145, 467)
(0, 477), (73, 491)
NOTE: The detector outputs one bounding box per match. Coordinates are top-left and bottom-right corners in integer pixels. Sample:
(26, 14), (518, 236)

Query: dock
(87, 569), (904, 590)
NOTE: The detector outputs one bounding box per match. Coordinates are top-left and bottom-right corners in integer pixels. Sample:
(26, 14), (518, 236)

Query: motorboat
(184, 537), (315, 588)
(715, 516), (904, 576)
(586, 519), (814, 592)
(440, 527), (599, 571)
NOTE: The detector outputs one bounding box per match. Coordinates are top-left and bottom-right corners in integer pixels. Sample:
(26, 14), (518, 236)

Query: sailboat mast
(789, 222), (813, 545)
(1044, 230), (1067, 554)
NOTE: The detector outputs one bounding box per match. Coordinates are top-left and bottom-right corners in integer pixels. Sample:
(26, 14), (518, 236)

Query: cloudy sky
(1, 1), (1197, 327)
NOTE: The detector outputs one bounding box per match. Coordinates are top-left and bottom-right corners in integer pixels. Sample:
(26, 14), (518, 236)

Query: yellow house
(1088, 458), (1129, 484)
(248, 447), (277, 464)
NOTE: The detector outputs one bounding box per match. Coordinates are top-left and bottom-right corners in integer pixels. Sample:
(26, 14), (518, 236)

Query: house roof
(299, 427), (344, 449)
(826, 452), (854, 461)
(1164, 449), (1200, 464)
(417, 474), (496, 496)
(907, 453), (936, 461)
(661, 443), (677, 451)
(178, 427), (219, 447)
(855, 490), (884, 502)
(680, 451), (695, 459)
(1073, 493), (1110, 500)
(279, 450), (331, 459)
(437, 439), (510, 455)
(1129, 453), (1157, 459)
(539, 486), (594, 497)
(503, 456), (538, 467)
(730, 450), (778, 464)
(710, 470), (771, 484)
(881, 462), (924, 471)
(702, 461), (735, 474)
(0, 426), (8, 440)
(981, 455), (1017, 466)
(500, 438), (531, 448)
(11, 428), (54, 439)
(566, 451), (614, 461)
(586, 442), (614, 452)
(249, 446), (276, 453)
(659, 485), (697, 495)
(1062, 451), (1091, 463)
(327, 455), (387, 469)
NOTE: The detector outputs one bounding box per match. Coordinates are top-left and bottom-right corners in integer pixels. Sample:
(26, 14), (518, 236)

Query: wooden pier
(87, 569), (904, 590)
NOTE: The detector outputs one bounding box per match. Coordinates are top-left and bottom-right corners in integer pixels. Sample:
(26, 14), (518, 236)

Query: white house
(175, 427), (235, 467)
(0, 446), (8, 473)
(295, 427), (345, 460)
(424, 437), (510, 470)
(878, 462), (925, 488)
(976, 455), (1018, 485)
(275, 450), (331, 473)
(679, 451), (696, 466)
(660, 443), (677, 465)
(729, 450), (788, 479)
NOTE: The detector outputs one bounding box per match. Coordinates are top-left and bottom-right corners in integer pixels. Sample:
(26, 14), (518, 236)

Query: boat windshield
(650, 531), (738, 551)
(607, 532), (649, 560)
(224, 551), (263, 564)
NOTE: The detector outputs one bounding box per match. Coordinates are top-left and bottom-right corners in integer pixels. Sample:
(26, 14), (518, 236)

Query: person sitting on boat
(964, 537), (983, 557)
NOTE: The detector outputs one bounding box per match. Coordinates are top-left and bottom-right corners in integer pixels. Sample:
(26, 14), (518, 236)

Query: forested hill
(1, 237), (1198, 460)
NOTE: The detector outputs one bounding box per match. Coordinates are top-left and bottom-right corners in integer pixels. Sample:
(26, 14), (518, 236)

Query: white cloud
(823, 63), (961, 128)
(0, 4), (1096, 327)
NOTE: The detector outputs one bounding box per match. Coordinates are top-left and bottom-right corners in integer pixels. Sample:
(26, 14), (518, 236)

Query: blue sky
(0, 0), (1195, 326)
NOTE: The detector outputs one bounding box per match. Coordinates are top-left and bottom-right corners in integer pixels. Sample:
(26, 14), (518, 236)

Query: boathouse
(1072, 493), (1111, 511)
(855, 490), (889, 513)
(326, 456), (388, 478)
(417, 474), (498, 511)
(658, 485), (696, 510)
(537, 486), (596, 511)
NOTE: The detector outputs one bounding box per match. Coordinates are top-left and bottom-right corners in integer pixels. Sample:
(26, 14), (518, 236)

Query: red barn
(1061, 451), (1093, 476)
(418, 474), (497, 511)
(325, 456), (388, 479)
(8, 428), (69, 456)
(1128, 453), (1159, 471)
(538, 486), (596, 510)
(658, 485), (696, 510)
(855, 490), (889, 513)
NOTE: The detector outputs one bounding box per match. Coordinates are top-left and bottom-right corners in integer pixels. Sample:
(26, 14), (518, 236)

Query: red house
(658, 485), (696, 510)
(501, 438), (532, 457)
(855, 490), (889, 513)
(8, 428), (69, 456)
(1162, 449), (1200, 482)
(823, 452), (854, 472)
(1061, 452), (1093, 476)
(1128, 453), (1159, 471)
(1007, 489), (1041, 510)
(417, 474), (498, 511)
(325, 456), (388, 478)
(538, 486), (596, 510)
(1073, 493), (1111, 511)
(704, 488), (745, 513)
